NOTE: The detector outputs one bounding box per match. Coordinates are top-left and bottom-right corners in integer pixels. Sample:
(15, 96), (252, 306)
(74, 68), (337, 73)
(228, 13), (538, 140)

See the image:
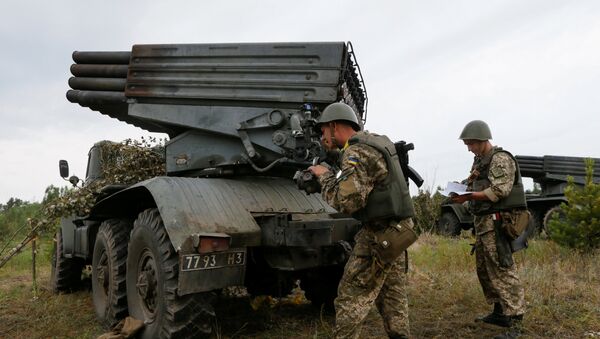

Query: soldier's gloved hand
(293, 169), (321, 194)
(308, 164), (330, 178)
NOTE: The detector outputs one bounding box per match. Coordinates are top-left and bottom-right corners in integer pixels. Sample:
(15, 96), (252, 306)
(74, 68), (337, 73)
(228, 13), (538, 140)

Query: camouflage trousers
(334, 225), (409, 339)
(475, 217), (525, 316)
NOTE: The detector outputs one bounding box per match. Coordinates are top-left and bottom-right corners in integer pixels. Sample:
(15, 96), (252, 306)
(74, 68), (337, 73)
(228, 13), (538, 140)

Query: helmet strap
(329, 122), (339, 149)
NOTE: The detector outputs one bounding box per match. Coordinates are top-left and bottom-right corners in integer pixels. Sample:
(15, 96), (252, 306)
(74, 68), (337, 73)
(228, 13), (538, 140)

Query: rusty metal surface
(67, 42), (368, 136)
(125, 42), (345, 104)
(122, 176), (336, 251)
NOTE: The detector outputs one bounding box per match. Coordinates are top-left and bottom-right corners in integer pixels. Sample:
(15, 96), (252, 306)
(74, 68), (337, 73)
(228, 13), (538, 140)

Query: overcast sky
(1, 0), (599, 203)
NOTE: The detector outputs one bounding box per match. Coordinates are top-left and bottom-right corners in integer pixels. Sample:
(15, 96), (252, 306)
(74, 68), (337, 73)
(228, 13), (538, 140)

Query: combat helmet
(459, 120), (492, 140)
(317, 102), (360, 131)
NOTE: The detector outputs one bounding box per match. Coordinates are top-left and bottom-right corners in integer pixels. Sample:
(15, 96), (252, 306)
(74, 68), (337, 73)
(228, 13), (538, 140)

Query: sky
(1, 0), (599, 203)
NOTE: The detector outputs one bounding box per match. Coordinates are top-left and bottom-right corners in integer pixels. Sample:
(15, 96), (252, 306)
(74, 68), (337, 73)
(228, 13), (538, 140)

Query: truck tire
(92, 219), (132, 327)
(301, 265), (344, 311)
(437, 212), (462, 236)
(126, 208), (215, 339)
(543, 206), (565, 236)
(50, 229), (84, 293)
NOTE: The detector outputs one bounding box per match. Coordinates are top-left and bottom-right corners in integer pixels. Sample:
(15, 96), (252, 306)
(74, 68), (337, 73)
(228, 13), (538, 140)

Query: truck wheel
(301, 265), (344, 311)
(92, 219), (131, 327)
(126, 208), (215, 339)
(50, 229), (84, 293)
(543, 206), (565, 237)
(437, 212), (462, 236)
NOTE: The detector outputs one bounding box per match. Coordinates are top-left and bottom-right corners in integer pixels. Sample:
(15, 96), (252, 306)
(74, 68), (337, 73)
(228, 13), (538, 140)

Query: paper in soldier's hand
(440, 182), (471, 197)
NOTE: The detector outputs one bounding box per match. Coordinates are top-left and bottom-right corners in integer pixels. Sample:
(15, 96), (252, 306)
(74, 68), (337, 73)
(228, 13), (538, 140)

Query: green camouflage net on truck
(38, 138), (165, 234)
(0, 138), (166, 270)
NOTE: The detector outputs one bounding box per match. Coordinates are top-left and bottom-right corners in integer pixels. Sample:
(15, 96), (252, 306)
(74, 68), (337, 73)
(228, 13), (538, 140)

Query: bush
(0, 201), (41, 240)
(411, 188), (445, 234)
(548, 158), (600, 251)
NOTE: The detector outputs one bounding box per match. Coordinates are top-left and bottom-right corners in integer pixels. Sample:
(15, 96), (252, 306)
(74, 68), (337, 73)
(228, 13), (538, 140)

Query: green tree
(548, 158), (600, 251)
(42, 185), (71, 206)
(0, 200), (41, 239)
(0, 197), (26, 212)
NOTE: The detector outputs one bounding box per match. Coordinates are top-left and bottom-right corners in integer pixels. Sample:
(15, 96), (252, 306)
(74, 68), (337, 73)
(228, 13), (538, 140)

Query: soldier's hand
(308, 165), (330, 177)
(451, 193), (471, 204)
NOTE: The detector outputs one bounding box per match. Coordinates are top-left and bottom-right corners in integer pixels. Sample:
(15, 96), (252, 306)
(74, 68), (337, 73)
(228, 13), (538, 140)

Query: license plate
(181, 250), (245, 271)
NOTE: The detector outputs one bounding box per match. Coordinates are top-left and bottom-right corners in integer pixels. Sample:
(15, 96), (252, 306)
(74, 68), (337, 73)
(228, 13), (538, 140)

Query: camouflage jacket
(469, 150), (516, 233)
(317, 141), (387, 216)
(470, 151), (516, 202)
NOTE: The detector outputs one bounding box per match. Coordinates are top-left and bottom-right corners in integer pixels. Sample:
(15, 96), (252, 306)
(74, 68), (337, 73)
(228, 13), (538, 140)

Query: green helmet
(459, 120), (492, 140)
(317, 102), (360, 131)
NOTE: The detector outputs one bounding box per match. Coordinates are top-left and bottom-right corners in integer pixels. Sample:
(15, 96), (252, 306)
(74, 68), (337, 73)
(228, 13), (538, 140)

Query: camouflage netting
(0, 137), (166, 270)
(36, 137), (166, 234)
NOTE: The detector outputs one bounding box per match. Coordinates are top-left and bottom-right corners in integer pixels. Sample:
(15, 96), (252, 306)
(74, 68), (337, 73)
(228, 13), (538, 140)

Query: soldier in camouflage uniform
(308, 102), (416, 339)
(451, 120), (526, 339)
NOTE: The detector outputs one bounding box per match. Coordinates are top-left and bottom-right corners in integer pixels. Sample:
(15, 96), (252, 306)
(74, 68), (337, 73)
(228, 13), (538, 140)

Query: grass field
(0, 234), (599, 338)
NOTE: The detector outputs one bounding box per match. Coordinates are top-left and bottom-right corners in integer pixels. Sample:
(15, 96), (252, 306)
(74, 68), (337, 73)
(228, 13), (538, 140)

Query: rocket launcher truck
(55, 42), (420, 338)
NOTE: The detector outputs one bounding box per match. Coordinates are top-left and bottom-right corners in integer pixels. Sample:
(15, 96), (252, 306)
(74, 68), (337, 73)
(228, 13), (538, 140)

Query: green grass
(0, 281), (102, 339)
(0, 234), (598, 338)
(408, 234), (600, 338)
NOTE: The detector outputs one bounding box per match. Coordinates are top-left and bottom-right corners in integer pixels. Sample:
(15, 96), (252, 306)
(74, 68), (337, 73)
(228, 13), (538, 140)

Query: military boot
(475, 303), (512, 327)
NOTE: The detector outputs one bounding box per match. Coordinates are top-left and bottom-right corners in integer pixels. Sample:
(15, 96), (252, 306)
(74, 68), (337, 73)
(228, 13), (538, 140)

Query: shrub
(411, 188), (445, 234)
(548, 158), (600, 251)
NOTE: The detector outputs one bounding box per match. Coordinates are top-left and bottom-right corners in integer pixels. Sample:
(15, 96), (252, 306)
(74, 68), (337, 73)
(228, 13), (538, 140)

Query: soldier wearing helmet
(309, 102), (415, 339)
(452, 120), (527, 339)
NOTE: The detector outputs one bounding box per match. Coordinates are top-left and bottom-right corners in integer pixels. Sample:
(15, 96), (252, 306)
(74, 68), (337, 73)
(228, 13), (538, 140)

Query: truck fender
(90, 176), (335, 252)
